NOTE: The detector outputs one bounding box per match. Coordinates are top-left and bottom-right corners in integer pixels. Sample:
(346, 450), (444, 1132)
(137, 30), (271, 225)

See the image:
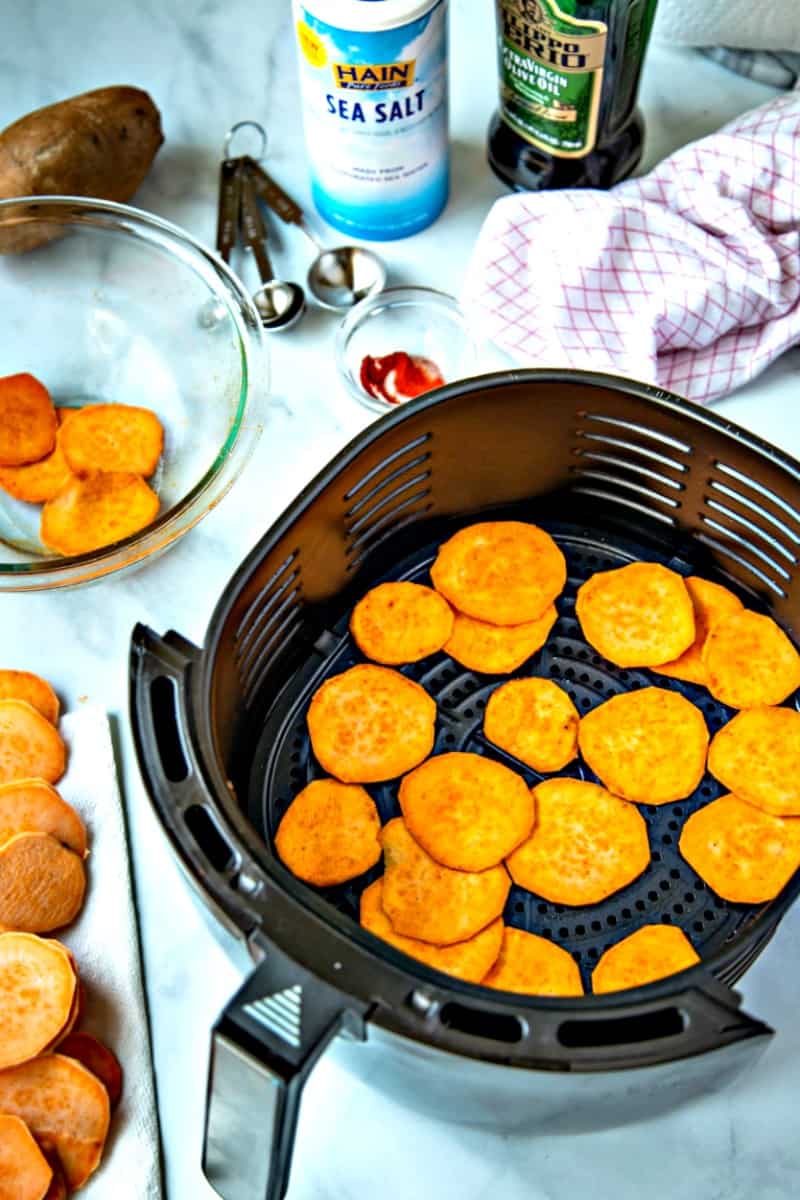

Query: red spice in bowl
(359, 352), (445, 405)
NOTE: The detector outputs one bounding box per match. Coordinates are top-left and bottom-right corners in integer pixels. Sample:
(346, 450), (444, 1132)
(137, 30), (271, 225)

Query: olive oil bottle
(488, 0), (659, 191)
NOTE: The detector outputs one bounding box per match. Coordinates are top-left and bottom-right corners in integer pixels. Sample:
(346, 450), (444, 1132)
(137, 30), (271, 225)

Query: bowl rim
(0, 194), (267, 591)
(334, 285), (477, 413)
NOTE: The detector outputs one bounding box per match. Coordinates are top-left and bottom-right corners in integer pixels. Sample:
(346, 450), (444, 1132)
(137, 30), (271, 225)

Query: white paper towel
(56, 706), (161, 1198)
(652, 0), (800, 52)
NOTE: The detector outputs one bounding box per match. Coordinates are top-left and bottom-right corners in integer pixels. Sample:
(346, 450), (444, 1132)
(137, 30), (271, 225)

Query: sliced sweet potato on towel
(0, 833), (86, 932)
(0, 780), (86, 856)
(57, 1034), (123, 1112)
(0, 1053), (110, 1191)
(0, 1113), (53, 1200)
(0, 932), (77, 1070)
(0, 701), (66, 785)
(0, 672), (59, 725)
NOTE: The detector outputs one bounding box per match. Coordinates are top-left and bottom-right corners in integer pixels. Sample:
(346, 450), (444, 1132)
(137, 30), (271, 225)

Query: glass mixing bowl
(0, 196), (267, 590)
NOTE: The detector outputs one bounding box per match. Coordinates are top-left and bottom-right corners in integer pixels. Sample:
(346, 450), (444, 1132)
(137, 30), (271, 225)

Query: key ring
(223, 120), (268, 163)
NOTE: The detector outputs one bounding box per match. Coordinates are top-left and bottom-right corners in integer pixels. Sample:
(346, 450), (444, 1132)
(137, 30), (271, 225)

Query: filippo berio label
(293, 0), (448, 241)
(497, 0), (608, 158)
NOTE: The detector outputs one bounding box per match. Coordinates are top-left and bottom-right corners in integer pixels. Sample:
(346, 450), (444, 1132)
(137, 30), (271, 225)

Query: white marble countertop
(2, 4), (800, 1198)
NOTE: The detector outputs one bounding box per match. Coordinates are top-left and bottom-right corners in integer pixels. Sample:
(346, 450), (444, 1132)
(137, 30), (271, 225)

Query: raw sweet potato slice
(431, 521), (566, 625)
(506, 778), (650, 905)
(702, 610), (800, 708)
(0, 410), (73, 504)
(708, 707), (800, 817)
(484, 678), (579, 773)
(679, 793), (800, 903)
(482, 927), (583, 996)
(0, 701), (66, 785)
(0, 1053), (110, 1191)
(59, 403), (164, 477)
(350, 582), (454, 665)
(360, 879), (503, 984)
(0, 374), (57, 467)
(40, 471), (160, 557)
(398, 751), (534, 871)
(58, 1034), (123, 1112)
(0, 932), (77, 1070)
(653, 576), (743, 686)
(576, 562), (695, 668)
(578, 686), (709, 805)
(380, 818), (510, 945)
(0, 834), (86, 932)
(443, 606), (557, 674)
(307, 664), (435, 783)
(0, 1113), (53, 1200)
(0, 780), (86, 856)
(0, 673), (59, 726)
(592, 925), (700, 994)
(274, 778), (381, 886)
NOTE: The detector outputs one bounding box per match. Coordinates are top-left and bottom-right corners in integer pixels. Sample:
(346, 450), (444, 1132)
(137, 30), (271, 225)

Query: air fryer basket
(131, 370), (800, 1200)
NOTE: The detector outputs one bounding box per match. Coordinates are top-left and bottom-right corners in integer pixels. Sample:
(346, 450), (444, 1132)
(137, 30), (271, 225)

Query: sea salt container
(292, 0), (449, 240)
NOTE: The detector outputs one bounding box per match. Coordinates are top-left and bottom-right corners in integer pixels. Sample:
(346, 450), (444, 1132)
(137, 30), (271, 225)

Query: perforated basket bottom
(248, 520), (778, 994)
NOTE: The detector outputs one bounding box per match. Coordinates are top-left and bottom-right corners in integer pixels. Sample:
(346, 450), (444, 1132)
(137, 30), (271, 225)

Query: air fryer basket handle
(129, 622), (260, 938)
(205, 941), (368, 1200)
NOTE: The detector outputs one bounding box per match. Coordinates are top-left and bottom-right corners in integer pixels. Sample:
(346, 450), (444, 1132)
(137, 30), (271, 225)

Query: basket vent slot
(234, 551), (305, 699)
(344, 434), (433, 571)
(577, 412), (692, 454)
(695, 460), (800, 599)
(568, 486), (677, 527)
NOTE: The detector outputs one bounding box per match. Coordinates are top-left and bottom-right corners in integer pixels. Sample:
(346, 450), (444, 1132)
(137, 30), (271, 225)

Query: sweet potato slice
(0, 374), (56, 467)
(0, 410), (73, 504)
(0, 673), (59, 726)
(576, 562), (695, 668)
(679, 793), (800, 903)
(307, 665), (435, 783)
(483, 927), (583, 996)
(361, 879), (503, 984)
(592, 925), (700, 994)
(58, 1034), (123, 1112)
(653, 577), (743, 686)
(443, 606), (557, 674)
(0, 932), (77, 1070)
(0, 701), (66, 785)
(702, 610), (800, 708)
(350, 582), (454, 665)
(0, 780), (86, 856)
(380, 818), (510, 945)
(59, 403), (164, 477)
(0, 1054), (110, 1191)
(0, 834), (86, 932)
(484, 678), (579, 773)
(0, 1114), (53, 1200)
(431, 521), (566, 625)
(39, 1148), (66, 1200)
(40, 470), (159, 557)
(275, 779), (381, 886)
(578, 686), (709, 805)
(506, 778), (650, 905)
(399, 751), (534, 871)
(708, 707), (800, 817)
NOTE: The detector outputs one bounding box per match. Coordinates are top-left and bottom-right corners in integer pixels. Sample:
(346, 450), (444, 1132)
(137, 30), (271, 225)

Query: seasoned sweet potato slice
(592, 925), (700, 993)
(703, 610), (800, 708)
(443, 606), (556, 674)
(59, 403), (163, 477)
(483, 927), (583, 996)
(0, 374), (56, 467)
(576, 562), (694, 668)
(350, 582), (453, 665)
(484, 678), (579, 773)
(275, 779), (381, 886)
(40, 471), (159, 556)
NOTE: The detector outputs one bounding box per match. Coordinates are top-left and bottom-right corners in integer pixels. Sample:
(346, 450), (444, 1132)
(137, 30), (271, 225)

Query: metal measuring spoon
(239, 169), (305, 332)
(198, 153), (244, 329)
(243, 157), (387, 311)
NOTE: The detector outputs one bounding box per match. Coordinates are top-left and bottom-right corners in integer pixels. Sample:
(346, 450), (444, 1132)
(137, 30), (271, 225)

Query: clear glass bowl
(0, 196), (267, 591)
(335, 286), (477, 414)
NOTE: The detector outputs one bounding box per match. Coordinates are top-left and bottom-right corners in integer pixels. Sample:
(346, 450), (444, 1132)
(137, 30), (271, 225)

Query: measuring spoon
(243, 157), (387, 311)
(239, 168), (305, 332)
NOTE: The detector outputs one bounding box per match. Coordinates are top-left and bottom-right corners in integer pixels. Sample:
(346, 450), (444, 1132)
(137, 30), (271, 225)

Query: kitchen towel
(58, 706), (162, 1198)
(462, 89), (800, 405)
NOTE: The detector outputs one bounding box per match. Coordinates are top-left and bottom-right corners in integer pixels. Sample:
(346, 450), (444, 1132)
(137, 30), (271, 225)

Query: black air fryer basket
(131, 370), (800, 1200)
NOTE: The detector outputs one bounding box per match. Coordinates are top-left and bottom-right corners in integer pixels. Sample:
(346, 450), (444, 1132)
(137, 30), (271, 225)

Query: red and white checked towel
(462, 90), (800, 404)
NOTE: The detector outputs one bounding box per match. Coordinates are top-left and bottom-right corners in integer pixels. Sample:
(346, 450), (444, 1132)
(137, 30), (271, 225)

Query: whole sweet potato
(0, 86), (163, 252)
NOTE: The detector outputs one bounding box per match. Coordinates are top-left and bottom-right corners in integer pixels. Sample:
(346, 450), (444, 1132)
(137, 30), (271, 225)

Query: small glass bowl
(335, 286), (477, 413)
(0, 196), (267, 591)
